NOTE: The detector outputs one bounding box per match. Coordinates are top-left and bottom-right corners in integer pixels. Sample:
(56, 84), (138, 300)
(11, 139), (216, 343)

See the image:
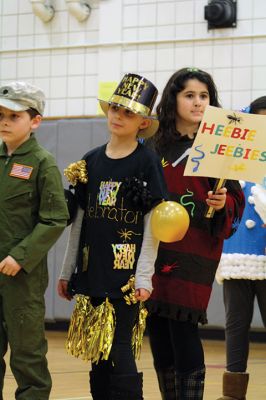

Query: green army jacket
(0, 133), (69, 273)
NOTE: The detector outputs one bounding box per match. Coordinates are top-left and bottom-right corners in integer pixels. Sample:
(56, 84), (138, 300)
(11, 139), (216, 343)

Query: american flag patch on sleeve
(9, 163), (33, 180)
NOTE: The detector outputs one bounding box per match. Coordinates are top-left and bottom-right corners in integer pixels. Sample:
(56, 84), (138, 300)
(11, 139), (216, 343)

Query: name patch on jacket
(9, 163), (33, 180)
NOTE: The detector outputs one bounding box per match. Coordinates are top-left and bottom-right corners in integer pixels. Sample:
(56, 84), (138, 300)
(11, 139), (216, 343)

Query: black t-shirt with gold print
(75, 142), (167, 298)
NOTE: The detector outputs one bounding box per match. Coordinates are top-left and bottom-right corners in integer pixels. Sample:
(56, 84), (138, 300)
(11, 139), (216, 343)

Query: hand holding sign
(184, 106), (266, 217)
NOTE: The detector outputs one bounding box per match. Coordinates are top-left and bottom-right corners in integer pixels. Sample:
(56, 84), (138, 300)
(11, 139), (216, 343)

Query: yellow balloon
(151, 201), (190, 242)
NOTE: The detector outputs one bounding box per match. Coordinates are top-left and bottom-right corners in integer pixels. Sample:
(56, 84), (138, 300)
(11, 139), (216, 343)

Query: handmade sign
(184, 105), (266, 185)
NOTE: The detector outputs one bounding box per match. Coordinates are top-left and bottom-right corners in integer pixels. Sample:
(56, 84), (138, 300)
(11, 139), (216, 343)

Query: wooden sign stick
(205, 178), (227, 219)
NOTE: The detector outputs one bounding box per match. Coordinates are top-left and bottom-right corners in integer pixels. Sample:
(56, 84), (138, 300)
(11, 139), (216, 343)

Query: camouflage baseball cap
(0, 81), (45, 115)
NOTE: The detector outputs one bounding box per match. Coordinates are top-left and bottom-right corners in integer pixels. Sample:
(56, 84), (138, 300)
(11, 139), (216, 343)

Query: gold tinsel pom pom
(121, 276), (148, 359)
(66, 291), (148, 363)
(66, 295), (93, 360)
(132, 302), (148, 360)
(121, 275), (138, 305)
(64, 160), (88, 186)
(66, 295), (115, 364)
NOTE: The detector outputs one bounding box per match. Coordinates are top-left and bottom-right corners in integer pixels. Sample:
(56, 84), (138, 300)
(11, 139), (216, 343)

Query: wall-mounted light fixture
(65, 0), (91, 22)
(30, 0), (55, 23)
(204, 0), (237, 29)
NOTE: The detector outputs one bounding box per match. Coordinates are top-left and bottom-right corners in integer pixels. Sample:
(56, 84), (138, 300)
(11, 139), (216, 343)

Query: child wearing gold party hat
(58, 73), (167, 399)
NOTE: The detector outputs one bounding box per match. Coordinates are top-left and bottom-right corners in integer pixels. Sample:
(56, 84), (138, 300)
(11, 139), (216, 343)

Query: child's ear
(31, 115), (42, 130)
(139, 118), (151, 131)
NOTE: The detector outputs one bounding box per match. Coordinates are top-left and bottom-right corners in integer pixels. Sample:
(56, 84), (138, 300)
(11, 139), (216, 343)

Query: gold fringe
(64, 160), (88, 186)
(66, 295), (115, 363)
(121, 276), (148, 359)
(84, 298), (115, 363)
(132, 302), (148, 359)
(66, 295), (93, 360)
(66, 286), (148, 363)
(121, 275), (138, 305)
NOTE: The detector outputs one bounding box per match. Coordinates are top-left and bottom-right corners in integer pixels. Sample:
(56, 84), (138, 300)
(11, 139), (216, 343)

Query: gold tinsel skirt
(66, 295), (148, 364)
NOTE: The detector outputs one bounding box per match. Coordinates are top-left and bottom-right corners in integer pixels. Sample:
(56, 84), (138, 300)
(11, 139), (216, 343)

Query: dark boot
(89, 370), (109, 400)
(216, 371), (249, 400)
(110, 372), (143, 400)
(156, 367), (179, 399)
(180, 366), (205, 399)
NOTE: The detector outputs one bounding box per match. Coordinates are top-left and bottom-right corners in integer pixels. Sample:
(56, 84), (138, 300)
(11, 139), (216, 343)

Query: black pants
(224, 279), (266, 372)
(147, 314), (204, 374)
(91, 298), (139, 375)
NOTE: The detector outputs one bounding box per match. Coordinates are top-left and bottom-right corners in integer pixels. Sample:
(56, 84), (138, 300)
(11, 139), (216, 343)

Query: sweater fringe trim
(146, 300), (207, 325)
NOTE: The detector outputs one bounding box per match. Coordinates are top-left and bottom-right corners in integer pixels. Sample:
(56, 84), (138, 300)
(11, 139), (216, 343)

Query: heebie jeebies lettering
(184, 105), (266, 185)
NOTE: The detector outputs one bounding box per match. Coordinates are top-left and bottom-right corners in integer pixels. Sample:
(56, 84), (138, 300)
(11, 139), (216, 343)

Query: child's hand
(206, 187), (227, 211)
(135, 288), (151, 302)
(0, 256), (22, 276)
(57, 279), (72, 301)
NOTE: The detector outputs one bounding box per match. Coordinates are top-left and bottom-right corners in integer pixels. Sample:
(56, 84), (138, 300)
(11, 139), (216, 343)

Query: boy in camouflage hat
(0, 81), (69, 399)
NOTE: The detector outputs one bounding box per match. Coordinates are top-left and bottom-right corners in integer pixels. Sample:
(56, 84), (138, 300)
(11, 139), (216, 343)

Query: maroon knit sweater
(147, 135), (245, 324)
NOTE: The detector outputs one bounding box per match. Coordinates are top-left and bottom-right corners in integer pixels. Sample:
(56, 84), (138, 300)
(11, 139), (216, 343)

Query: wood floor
(3, 331), (266, 399)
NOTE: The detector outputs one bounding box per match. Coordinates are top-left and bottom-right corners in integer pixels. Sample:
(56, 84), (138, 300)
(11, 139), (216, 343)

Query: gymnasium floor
(4, 331), (266, 399)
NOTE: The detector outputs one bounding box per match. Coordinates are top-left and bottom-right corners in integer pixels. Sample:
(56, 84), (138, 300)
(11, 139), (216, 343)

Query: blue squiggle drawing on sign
(180, 189), (195, 217)
(191, 145), (205, 172)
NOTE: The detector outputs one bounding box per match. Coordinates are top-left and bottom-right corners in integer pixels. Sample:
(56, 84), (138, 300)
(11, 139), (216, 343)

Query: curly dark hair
(153, 67), (221, 151)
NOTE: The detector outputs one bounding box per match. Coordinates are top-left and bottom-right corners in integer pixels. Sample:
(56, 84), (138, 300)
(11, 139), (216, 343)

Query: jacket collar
(0, 133), (38, 157)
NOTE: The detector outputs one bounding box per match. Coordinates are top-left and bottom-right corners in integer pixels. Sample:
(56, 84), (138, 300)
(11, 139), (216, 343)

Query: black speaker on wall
(204, 0), (237, 29)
